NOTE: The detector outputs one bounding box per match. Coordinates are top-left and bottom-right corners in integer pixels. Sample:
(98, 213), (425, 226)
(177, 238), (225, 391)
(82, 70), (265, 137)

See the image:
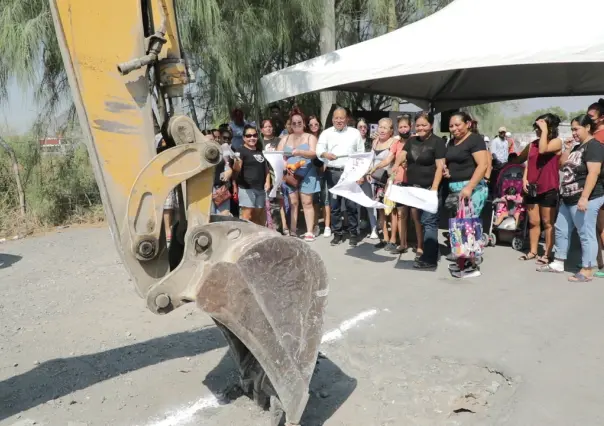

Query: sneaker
(369, 228), (379, 239)
(385, 242), (397, 252)
(323, 227), (332, 238)
(414, 260), (437, 270)
(374, 240), (387, 249)
(349, 235), (359, 247)
(313, 225), (320, 237)
(331, 234), (343, 246)
(451, 268), (482, 278)
(304, 233), (315, 242)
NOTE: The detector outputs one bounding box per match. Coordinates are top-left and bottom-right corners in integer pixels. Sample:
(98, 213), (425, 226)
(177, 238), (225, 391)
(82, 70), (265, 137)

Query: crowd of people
(161, 98), (604, 281)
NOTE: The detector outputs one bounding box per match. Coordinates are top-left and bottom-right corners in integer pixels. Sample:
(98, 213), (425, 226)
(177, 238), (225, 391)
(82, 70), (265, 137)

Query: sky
(1, 80), (601, 135)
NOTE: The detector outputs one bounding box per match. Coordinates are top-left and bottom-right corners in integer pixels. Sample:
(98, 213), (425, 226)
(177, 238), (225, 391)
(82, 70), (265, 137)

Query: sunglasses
(244, 133), (258, 138)
(292, 121), (304, 126)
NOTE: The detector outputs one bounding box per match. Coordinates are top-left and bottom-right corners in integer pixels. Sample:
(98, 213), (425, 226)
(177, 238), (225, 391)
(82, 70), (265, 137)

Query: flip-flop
(568, 272), (593, 282)
(594, 270), (604, 278)
(519, 252), (537, 261)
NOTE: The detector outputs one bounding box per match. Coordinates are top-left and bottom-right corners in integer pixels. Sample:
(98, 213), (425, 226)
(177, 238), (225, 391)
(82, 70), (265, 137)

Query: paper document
(329, 152), (386, 209)
(263, 152), (286, 198)
(385, 185), (438, 213)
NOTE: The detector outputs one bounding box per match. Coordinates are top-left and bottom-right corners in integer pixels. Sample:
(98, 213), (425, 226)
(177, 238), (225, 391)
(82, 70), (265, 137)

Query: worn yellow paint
(151, 0), (182, 60)
(52, 0), (156, 225)
(186, 170), (214, 227)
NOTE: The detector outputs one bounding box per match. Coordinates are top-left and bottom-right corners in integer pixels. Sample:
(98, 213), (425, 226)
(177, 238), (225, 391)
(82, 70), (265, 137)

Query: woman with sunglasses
(516, 113), (562, 265)
(233, 125), (271, 225)
(277, 108), (320, 241)
(308, 115), (331, 237)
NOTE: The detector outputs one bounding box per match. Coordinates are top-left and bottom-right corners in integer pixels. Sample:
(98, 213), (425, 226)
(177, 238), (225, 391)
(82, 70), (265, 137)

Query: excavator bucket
(193, 219), (329, 424)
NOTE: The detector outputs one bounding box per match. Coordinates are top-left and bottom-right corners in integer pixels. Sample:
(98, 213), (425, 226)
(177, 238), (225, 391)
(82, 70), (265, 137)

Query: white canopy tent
(261, 0), (604, 112)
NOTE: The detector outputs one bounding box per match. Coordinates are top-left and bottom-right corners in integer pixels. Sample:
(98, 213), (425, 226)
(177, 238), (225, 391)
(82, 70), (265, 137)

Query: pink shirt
(390, 139), (407, 184)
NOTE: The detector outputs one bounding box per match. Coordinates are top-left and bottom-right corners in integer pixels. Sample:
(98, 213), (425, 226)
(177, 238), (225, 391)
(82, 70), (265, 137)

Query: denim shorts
(238, 188), (266, 209)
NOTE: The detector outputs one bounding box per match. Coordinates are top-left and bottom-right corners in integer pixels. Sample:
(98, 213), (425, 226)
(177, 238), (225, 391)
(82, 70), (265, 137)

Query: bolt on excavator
(48, 1), (329, 424)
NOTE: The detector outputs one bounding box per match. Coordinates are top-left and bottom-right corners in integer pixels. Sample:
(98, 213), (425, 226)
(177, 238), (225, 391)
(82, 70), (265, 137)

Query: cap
(505, 132), (512, 138)
(484, 136), (490, 142)
(498, 126), (507, 133)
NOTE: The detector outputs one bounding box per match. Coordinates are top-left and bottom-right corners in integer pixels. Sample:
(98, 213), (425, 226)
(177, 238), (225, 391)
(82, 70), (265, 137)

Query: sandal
(303, 233), (315, 242)
(594, 270), (604, 278)
(519, 252), (537, 261)
(536, 264), (563, 273)
(535, 255), (549, 265)
(568, 272), (593, 282)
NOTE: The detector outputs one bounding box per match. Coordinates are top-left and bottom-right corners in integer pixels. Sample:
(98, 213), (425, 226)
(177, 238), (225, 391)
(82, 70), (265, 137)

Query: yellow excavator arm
(48, 1), (328, 424)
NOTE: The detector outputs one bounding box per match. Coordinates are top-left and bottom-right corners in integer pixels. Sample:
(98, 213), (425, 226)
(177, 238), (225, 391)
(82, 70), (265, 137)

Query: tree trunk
(388, 0), (399, 112)
(0, 136), (26, 216)
(320, 0), (336, 125)
(186, 91), (201, 128)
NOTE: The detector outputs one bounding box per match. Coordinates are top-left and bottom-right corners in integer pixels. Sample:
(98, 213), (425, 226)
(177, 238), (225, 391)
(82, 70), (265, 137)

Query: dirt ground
(1, 226), (603, 426)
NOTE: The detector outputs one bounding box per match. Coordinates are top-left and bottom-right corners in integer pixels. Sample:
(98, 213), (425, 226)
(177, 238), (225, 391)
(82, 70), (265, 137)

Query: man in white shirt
(490, 126), (510, 165)
(316, 107), (365, 247)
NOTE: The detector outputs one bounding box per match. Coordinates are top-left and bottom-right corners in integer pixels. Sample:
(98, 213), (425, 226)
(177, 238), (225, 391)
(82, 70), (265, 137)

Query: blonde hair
(378, 118), (394, 132)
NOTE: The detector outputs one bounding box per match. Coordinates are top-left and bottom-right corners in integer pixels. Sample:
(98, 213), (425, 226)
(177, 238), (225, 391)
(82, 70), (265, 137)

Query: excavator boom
(48, 1), (328, 424)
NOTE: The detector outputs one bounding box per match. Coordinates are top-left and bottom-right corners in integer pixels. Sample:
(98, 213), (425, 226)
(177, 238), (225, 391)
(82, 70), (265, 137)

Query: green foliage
(507, 106), (571, 133)
(0, 134), (102, 236)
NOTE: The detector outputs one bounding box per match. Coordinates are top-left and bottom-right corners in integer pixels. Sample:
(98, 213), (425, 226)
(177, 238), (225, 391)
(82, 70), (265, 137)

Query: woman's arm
(485, 152), (493, 181)
(369, 152), (395, 174)
(393, 149), (408, 169)
(465, 151), (488, 191)
(539, 135), (562, 155)
(581, 162), (601, 200)
(510, 144), (530, 164)
(431, 159), (445, 191)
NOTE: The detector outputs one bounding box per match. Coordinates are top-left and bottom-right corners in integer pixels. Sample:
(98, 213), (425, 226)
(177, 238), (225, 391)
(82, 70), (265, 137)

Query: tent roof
(261, 0), (604, 112)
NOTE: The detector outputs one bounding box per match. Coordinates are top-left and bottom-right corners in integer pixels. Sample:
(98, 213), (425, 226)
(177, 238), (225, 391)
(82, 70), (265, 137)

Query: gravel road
(1, 226), (603, 425)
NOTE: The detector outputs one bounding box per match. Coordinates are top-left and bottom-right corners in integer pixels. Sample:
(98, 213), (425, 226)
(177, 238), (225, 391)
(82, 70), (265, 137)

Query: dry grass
(0, 205), (105, 239)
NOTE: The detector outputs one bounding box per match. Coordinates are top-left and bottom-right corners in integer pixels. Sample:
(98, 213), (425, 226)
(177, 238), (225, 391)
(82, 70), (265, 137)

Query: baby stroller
(486, 163), (528, 251)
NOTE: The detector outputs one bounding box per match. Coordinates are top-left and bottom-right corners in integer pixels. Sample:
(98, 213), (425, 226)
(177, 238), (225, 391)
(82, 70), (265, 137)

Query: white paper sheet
(385, 185), (438, 213)
(263, 152), (286, 198)
(329, 152), (387, 209)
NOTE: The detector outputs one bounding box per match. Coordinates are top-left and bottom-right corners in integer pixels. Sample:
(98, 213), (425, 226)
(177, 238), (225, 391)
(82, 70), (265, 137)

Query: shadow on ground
(203, 352), (357, 426)
(0, 326), (226, 421)
(0, 253), (22, 269)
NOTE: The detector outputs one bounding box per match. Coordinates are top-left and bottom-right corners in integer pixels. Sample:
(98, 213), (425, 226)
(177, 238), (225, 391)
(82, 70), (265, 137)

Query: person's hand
(460, 185), (473, 200)
(536, 119), (548, 132)
(430, 186), (438, 191)
(292, 149), (300, 157)
(357, 177), (365, 185)
(220, 170), (233, 182)
(443, 166), (451, 178)
(323, 152), (337, 161)
(578, 196), (589, 212)
(522, 179), (529, 194)
(564, 137), (575, 151)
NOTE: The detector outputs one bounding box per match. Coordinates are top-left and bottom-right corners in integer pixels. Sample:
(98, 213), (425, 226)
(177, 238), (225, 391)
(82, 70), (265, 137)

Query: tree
(0, 136), (26, 215)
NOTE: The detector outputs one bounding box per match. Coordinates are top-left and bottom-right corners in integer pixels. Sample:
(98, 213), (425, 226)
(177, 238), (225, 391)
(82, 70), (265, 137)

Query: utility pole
(388, 0), (399, 112)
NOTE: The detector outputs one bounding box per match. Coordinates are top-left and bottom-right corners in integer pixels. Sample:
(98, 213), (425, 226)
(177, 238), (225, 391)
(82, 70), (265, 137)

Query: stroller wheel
(489, 233), (497, 247)
(481, 233), (489, 247)
(512, 236), (524, 251)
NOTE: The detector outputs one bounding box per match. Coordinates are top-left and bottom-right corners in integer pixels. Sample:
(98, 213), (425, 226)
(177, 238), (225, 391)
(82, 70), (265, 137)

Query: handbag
(212, 184), (231, 206)
(448, 199), (484, 260)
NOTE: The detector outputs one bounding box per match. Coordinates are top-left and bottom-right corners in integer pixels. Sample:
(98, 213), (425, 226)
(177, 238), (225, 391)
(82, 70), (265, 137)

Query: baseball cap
(498, 126), (507, 133)
(484, 136), (490, 142)
(505, 132), (512, 138)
